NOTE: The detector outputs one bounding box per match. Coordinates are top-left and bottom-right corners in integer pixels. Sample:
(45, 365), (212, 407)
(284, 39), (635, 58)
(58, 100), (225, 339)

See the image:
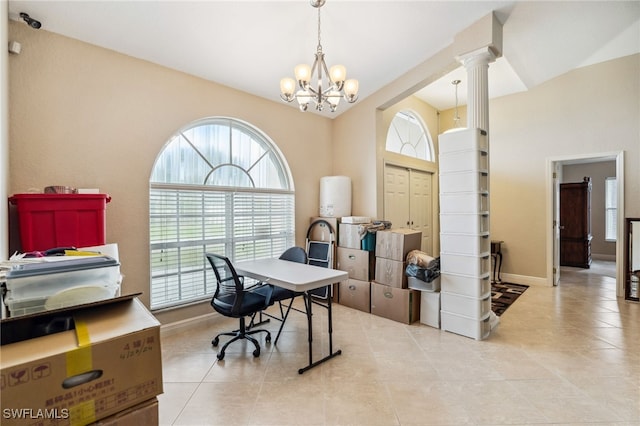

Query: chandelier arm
(317, 53), (334, 89)
(316, 59), (324, 84)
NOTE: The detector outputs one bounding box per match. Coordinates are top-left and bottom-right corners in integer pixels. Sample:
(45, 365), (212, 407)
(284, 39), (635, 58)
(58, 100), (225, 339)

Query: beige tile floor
(158, 261), (640, 425)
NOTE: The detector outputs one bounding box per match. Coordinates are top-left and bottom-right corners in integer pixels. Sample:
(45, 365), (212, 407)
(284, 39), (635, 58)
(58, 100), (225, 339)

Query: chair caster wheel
(212, 338), (219, 347)
(266, 335), (271, 343)
(217, 352), (225, 360)
(252, 348), (260, 357)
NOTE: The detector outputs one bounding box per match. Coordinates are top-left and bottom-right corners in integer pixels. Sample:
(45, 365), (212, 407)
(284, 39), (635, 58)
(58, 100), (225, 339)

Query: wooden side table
(491, 240), (504, 283)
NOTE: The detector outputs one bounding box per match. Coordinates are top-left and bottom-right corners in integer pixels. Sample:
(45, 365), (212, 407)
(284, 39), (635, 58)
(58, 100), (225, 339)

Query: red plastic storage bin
(9, 193), (111, 252)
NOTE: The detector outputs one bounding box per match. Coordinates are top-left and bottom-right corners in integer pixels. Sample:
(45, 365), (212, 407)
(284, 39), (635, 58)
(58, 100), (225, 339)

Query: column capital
(456, 46), (497, 68)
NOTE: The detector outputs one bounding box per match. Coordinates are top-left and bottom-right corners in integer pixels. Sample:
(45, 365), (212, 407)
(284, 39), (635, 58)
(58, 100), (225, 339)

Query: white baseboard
(499, 272), (549, 287)
(160, 312), (220, 337)
(592, 253), (616, 261)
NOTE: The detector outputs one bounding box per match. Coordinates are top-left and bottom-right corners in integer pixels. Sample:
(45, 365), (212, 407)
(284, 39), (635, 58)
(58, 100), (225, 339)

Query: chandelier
(279, 0), (359, 112)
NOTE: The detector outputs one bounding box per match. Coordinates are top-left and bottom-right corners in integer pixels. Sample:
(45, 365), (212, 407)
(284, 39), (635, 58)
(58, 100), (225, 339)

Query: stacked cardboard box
(371, 229), (422, 324)
(89, 398), (158, 425)
(0, 295), (163, 426)
(336, 223), (375, 313)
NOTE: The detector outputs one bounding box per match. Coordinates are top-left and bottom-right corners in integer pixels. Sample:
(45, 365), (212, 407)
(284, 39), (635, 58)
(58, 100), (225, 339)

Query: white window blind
(605, 177), (617, 241)
(149, 118), (294, 310)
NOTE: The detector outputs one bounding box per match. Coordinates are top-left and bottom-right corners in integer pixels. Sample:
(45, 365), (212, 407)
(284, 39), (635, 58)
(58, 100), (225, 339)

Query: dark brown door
(560, 177), (592, 268)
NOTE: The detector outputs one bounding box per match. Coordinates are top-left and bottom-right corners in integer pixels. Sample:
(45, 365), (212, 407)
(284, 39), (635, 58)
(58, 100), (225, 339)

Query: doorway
(546, 151), (625, 296)
(559, 177), (593, 268)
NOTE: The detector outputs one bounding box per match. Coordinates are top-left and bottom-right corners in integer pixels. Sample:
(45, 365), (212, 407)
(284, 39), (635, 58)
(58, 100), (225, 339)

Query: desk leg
(298, 286), (342, 374)
(327, 290), (334, 356)
(304, 293), (313, 367)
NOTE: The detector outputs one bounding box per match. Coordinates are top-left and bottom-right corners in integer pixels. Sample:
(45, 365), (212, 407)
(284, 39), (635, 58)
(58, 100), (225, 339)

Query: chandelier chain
(317, 7), (322, 51)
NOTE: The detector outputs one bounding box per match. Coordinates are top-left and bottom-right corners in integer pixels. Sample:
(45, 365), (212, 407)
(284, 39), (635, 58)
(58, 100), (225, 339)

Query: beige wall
(7, 22), (333, 322)
(563, 161), (617, 258)
(488, 55), (639, 280)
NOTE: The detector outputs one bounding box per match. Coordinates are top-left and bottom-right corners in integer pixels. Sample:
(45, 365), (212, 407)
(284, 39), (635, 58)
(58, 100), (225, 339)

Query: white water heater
(319, 176), (351, 218)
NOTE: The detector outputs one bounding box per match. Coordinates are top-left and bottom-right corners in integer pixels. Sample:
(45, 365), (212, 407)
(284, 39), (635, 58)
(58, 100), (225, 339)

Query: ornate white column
(457, 47), (496, 133)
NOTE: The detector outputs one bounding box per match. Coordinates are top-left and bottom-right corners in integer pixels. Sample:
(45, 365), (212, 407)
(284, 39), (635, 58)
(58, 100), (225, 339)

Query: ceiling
(7, 1), (640, 116)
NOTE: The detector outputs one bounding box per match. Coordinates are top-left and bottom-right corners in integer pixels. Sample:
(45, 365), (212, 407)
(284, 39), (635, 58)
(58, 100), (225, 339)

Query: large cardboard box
(370, 282), (420, 324)
(374, 257), (407, 288)
(338, 223), (362, 249)
(375, 229), (422, 261)
(336, 247), (375, 281)
(0, 296), (163, 426)
(339, 279), (371, 313)
(89, 398), (158, 426)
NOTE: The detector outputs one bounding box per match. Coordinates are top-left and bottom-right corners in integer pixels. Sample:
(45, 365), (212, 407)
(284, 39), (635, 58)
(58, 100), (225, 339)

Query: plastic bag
(405, 258), (440, 283)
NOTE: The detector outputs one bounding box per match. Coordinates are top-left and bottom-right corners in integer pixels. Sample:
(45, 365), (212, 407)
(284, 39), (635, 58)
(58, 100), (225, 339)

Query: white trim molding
(500, 273), (548, 288)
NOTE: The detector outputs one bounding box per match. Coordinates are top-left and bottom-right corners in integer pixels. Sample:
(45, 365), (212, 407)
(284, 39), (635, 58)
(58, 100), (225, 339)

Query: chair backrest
(205, 253), (245, 314)
(279, 246), (308, 264)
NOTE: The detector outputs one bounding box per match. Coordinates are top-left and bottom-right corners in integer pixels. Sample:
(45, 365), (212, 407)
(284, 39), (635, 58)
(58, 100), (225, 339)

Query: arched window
(385, 110), (434, 161)
(149, 117), (295, 310)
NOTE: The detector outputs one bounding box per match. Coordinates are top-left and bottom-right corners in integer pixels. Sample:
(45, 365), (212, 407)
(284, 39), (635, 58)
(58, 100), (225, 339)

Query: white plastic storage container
(439, 192), (489, 214)
(4, 285), (119, 317)
(438, 128), (488, 154)
(440, 232), (490, 255)
(440, 171), (489, 193)
(440, 252), (491, 277)
(5, 256), (121, 300)
(441, 272), (491, 297)
(4, 295), (52, 317)
(441, 310), (491, 340)
(441, 291), (492, 318)
(420, 290), (441, 328)
(407, 276), (441, 292)
(440, 213), (490, 234)
(439, 150), (488, 173)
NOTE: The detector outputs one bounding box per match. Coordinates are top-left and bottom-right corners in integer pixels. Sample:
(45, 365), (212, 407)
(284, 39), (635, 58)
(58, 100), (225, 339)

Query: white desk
(234, 258), (347, 374)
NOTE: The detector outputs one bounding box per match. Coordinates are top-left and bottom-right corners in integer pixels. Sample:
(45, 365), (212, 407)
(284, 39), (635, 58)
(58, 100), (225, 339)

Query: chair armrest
(260, 284), (274, 307)
(243, 279), (266, 291)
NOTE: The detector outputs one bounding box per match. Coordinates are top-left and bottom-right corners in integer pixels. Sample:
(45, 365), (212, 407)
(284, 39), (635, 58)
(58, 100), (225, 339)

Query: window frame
(605, 176), (617, 242)
(385, 110), (435, 162)
(149, 117), (295, 311)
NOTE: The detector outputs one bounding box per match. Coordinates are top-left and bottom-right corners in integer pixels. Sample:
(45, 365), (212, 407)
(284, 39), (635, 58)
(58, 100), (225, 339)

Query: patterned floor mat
(491, 282), (529, 316)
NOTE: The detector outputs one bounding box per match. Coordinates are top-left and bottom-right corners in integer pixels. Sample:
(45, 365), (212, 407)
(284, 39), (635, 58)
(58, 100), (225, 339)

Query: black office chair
(205, 253), (273, 360)
(250, 246), (307, 344)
